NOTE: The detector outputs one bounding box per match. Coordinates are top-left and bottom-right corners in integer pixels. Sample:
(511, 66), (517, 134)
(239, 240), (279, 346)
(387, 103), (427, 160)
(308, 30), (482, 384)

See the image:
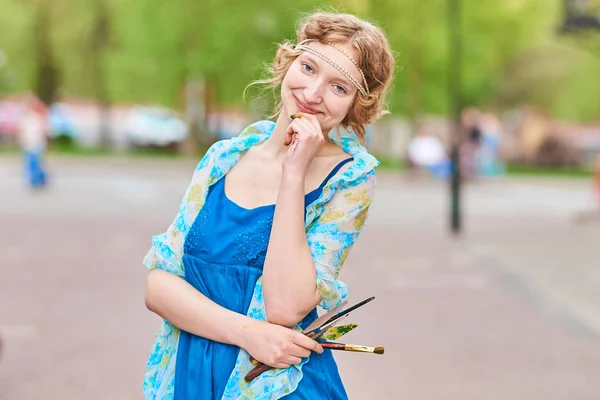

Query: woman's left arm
(262, 169), (376, 327)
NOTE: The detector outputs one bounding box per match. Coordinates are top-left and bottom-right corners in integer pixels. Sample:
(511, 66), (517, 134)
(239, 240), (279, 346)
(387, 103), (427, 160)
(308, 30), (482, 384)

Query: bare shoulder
(330, 151), (354, 174)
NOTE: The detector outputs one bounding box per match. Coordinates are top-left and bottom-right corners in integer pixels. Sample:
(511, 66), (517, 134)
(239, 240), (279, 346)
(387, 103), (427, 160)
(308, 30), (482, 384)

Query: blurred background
(1, 0), (600, 399)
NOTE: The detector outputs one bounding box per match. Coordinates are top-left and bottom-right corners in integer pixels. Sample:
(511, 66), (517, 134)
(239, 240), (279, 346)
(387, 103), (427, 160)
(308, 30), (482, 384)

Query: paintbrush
(303, 300), (349, 333)
(304, 297), (374, 337)
(245, 315), (350, 381)
(319, 342), (384, 355)
(244, 297), (376, 382)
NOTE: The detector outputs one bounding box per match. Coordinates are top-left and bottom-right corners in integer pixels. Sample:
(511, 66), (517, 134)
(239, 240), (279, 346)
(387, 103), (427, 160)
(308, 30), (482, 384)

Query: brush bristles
(374, 346), (384, 355)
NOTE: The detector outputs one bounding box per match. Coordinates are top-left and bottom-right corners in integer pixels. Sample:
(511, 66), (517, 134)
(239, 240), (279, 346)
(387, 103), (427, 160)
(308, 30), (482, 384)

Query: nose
(304, 80), (323, 104)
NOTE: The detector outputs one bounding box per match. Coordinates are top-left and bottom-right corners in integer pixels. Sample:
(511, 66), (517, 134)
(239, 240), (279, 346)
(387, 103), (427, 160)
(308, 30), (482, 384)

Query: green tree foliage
(0, 0), (599, 121)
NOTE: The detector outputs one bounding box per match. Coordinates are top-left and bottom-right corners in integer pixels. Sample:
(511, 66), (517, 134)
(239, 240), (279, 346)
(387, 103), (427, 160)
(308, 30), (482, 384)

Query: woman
(143, 11), (394, 400)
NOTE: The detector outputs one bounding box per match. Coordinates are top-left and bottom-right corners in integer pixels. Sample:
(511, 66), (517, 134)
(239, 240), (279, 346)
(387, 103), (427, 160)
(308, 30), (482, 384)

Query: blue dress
(174, 158), (353, 400)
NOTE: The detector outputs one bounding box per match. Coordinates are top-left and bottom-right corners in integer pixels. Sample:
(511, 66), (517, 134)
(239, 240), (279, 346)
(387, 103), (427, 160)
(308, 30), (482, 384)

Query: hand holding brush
(245, 297), (380, 382)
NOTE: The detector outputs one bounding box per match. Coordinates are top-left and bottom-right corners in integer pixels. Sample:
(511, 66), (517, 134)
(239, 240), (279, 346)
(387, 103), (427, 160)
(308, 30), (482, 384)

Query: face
(280, 41), (362, 133)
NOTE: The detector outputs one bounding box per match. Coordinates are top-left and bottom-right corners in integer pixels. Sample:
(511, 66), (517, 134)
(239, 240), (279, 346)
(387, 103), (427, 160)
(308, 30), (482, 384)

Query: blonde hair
(246, 12), (395, 141)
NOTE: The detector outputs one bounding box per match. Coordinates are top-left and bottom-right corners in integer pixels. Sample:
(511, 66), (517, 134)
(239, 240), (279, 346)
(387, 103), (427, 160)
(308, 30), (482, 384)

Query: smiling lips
(294, 96), (319, 115)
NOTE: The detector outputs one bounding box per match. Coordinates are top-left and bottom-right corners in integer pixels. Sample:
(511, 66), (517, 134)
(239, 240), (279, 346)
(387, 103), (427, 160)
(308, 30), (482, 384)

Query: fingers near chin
(299, 118), (312, 130)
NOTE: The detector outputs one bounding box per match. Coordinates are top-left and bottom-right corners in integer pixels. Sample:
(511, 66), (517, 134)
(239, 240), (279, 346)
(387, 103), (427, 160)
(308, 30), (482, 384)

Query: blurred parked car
(49, 103), (77, 139)
(125, 106), (188, 148)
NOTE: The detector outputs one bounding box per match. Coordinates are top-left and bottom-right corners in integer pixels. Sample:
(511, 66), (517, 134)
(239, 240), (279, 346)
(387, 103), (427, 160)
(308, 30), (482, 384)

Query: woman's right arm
(145, 269), (323, 368)
(145, 268), (250, 346)
(142, 141), (236, 341)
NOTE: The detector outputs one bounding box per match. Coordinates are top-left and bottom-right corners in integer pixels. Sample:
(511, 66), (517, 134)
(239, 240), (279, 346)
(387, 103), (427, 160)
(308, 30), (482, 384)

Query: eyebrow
(302, 54), (354, 90)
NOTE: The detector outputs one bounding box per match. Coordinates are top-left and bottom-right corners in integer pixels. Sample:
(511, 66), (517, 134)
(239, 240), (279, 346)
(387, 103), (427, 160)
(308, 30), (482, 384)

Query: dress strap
(318, 157), (353, 188)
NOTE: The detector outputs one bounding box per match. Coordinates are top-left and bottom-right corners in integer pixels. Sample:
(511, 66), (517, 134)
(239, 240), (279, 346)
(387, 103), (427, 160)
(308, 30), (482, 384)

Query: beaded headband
(295, 39), (370, 97)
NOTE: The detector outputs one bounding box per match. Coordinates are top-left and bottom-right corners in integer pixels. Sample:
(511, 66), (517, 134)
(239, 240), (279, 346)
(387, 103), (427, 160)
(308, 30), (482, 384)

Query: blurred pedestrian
(477, 113), (505, 177)
(141, 11), (394, 400)
(18, 95), (49, 190)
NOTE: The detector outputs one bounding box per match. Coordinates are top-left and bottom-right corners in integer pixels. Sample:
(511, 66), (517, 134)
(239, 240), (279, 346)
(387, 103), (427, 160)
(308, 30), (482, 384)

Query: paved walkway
(1, 155), (599, 399)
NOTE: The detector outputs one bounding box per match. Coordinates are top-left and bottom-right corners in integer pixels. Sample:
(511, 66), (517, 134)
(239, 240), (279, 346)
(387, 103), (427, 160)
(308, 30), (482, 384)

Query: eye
(333, 84), (348, 94)
(302, 63), (314, 73)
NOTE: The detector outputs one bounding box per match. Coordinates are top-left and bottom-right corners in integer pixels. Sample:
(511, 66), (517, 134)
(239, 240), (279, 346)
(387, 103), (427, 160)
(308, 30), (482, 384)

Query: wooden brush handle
(245, 362), (273, 382)
(246, 342), (383, 382)
(321, 343), (346, 350)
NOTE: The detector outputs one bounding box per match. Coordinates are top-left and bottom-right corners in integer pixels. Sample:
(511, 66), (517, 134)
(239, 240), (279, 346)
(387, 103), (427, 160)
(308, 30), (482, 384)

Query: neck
(261, 112), (340, 158)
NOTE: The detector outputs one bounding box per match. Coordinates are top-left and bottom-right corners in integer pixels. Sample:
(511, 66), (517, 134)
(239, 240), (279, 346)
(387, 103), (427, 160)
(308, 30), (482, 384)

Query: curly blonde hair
(247, 12), (395, 141)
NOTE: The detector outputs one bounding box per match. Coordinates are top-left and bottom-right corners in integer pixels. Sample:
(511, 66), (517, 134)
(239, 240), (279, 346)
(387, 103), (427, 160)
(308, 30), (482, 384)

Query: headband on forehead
(295, 39), (370, 97)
